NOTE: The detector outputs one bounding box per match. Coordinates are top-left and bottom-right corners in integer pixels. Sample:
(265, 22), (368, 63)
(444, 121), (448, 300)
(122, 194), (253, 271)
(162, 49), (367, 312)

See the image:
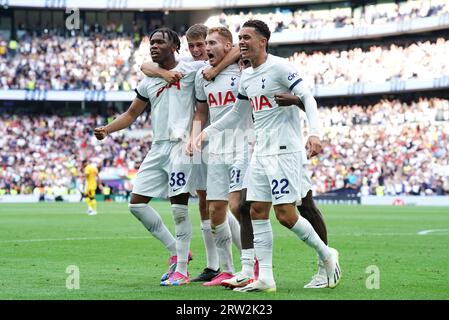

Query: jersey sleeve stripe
(237, 93), (249, 100)
(289, 78), (303, 91)
(134, 89), (149, 102)
(196, 98), (207, 103)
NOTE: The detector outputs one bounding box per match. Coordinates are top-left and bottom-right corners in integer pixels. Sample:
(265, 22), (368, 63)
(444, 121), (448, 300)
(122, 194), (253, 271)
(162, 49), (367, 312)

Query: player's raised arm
(94, 97), (148, 140)
(202, 46), (240, 81)
(141, 61), (183, 84)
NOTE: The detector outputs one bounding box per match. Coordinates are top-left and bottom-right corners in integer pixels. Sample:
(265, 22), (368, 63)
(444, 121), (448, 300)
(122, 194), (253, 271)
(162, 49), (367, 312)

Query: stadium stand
(205, 0), (449, 33)
(1, 98), (448, 196)
(0, 0), (448, 201)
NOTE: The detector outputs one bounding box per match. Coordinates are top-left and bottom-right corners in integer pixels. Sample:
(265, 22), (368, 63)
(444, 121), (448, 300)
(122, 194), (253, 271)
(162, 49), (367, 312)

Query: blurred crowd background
(1, 0), (448, 198)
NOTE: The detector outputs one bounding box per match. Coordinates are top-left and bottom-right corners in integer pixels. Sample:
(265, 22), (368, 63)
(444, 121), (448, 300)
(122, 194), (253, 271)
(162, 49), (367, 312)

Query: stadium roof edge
(4, 0), (338, 11)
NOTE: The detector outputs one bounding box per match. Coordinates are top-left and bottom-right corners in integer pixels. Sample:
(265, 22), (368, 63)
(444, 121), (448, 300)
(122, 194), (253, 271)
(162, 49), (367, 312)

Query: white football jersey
(195, 63), (253, 154)
(238, 54), (307, 156)
(136, 60), (207, 142)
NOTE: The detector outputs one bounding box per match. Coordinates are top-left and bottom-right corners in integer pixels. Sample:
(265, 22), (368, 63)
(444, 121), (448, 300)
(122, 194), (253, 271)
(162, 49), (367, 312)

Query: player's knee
(274, 206), (295, 228)
(172, 205), (191, 241)
(229, 202), (240, 217)
(172, 205), (188, 223)
(128, 203), (162, 233)
(128, 202), (143, 213)
(208, 202), (227, 222)
(250, 204), (267, 220)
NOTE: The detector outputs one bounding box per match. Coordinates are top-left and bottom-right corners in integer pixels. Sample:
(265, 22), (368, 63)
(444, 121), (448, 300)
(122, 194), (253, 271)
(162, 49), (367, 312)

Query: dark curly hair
(149, 27), (181, 53)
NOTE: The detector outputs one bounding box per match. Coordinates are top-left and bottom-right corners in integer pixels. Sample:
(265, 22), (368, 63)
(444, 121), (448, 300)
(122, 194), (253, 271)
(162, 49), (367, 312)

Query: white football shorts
(132, 141), (197, 198)
(206, 150), (249, 201)
(245, 152), (305, 206)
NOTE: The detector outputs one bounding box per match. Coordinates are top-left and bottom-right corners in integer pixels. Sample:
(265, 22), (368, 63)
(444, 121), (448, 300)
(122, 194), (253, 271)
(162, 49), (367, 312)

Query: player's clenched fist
(94, 126), (109, 140)
(306, 135), (323, 159)
(163, 71), (183, 84)
(193, 131), (208, 152)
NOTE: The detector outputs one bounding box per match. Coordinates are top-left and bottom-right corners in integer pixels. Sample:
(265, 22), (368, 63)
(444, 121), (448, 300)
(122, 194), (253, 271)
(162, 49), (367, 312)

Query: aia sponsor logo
(250, 95), (273, 111)
(156, 80), (181, 97)
(208, 91), (236, 107)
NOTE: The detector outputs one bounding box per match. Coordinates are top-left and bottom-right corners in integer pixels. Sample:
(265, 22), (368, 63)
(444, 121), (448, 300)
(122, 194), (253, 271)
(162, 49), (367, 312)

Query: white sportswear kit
(203, 54), (320, 205)
(133, 60), (207, 198)
(195, 63), (253, 201)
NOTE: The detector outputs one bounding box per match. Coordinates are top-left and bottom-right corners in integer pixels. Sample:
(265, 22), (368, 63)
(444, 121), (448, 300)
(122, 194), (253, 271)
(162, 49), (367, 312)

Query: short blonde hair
(207, 27), (233, 43)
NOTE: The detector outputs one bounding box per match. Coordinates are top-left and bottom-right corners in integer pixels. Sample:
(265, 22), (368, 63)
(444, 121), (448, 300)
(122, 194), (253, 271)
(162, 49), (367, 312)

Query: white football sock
(172, 204), (192, 276)
(240, 248), (255, 277)
(200, 219), (219, 271)
(252, 219), (275, 285)
(128, 203), (176, 256)
(227, 209), (242, 254)
(290, 215), (331, 261)
(213, 221), (234, 274)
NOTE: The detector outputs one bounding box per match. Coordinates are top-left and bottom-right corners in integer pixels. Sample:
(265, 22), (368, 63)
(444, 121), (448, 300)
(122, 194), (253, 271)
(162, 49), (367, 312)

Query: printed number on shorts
(170, 172), (186, 187)
(271, 179), (290, 195)
(230, 169), (241, 185)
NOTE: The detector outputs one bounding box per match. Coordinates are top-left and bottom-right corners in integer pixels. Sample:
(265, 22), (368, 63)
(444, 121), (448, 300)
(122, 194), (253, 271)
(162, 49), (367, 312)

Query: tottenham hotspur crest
(261, 78), (266, 89)
(230, 77), (236, 86)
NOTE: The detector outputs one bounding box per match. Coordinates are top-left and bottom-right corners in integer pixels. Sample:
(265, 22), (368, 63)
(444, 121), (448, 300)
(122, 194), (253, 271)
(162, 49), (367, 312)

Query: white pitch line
(0, 236), (149, 243)
(0, 233), (415, 243)
(1, 230), (447, 244)
(417, 229), (449, 235)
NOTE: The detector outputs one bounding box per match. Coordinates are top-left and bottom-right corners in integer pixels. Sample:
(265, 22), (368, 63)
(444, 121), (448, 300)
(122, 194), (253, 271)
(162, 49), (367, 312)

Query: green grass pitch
(0, 202), (448, 300)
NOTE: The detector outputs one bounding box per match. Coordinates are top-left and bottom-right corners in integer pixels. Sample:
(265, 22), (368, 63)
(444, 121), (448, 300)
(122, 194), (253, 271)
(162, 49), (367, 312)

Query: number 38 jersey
(195, 63), (253, 154)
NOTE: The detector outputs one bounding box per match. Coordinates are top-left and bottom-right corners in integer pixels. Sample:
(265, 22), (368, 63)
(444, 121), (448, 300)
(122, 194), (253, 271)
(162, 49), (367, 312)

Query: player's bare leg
(297, 190), (330, 288)
(128, 193), (177, 282)
(228, 191), (242, 254)
(191, 189), (221, 282)
(203, 200), (235, 286)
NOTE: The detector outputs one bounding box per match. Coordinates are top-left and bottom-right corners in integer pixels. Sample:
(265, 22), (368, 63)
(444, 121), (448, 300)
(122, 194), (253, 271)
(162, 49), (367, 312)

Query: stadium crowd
(289, 37), (449, 86)
(310, 97), (449, 196)
(0, 111), (151, 198)
(2, 32), (448, 91)
(206, 0), (449, 33)
(1, 98), (448, 197)
(0, 33), (136, 91)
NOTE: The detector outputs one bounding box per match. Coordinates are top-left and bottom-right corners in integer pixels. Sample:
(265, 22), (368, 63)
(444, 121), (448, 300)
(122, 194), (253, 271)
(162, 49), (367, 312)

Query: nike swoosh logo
(205, 82), (212, 87)
(229, 184), (236, 189)
(172, 187), (182, 192)
(236, 278), (247, 283)
(274, 195), (284, 200)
